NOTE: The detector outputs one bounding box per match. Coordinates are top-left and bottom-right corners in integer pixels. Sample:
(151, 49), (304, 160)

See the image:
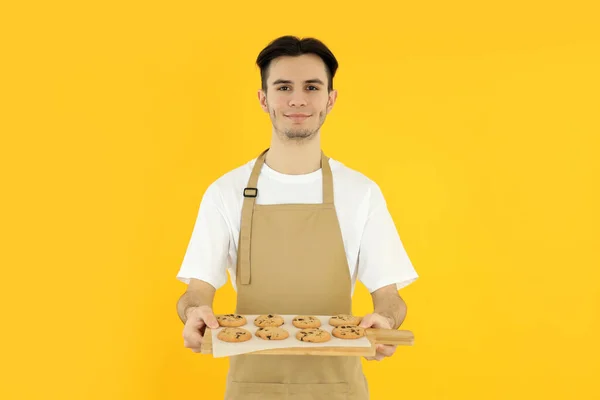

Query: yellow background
(1, 1), (599, 399)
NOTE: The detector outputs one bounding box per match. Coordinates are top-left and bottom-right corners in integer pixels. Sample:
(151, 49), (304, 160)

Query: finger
(364, 344), (382, 361)
(184, 338), (203, 353)
(183, 318), (205, 334)
(359, 313), (375, 328)
(185, 336), (202, 353)
(184, 339), (202, 351)
(198, 307), (220, 329)
(183, 327), (204, 348)
(183, 336), (202, 349)
(364, 354), (384, 362)
(377, 344), (397, 357)
(186, 316), (207, 337)
(185, 341), (203, 353)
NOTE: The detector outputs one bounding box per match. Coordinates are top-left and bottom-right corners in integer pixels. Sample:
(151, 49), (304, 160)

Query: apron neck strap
(245, 148), (334, 204)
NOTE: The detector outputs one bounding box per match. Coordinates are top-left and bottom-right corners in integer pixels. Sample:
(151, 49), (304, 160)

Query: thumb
(201, 309), (220, 329)
(359, 313), (375, 328)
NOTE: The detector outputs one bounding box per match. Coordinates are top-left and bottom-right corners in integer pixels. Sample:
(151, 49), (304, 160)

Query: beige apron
(224, 148), (369, 400)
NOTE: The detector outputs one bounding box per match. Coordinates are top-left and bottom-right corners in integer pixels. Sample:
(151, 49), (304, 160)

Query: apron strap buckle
(243, 187), (258, 198)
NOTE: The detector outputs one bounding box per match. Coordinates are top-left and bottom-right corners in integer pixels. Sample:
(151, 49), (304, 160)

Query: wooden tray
(201, 328), (414, 357)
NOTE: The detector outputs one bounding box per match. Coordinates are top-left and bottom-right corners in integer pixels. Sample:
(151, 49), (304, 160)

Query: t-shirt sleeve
(176, 182), (230, 290)
(357, 182), (419, 293)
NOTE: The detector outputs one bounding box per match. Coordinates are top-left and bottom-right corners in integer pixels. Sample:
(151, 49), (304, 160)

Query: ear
(326, 89), (338, 114)
(258, 89), (269, 113)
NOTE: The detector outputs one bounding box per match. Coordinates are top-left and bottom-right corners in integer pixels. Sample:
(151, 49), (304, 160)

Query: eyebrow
(271, 78), (325, 86)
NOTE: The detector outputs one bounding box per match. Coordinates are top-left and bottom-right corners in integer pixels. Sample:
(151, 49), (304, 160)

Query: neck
(265, 132), (322, 175)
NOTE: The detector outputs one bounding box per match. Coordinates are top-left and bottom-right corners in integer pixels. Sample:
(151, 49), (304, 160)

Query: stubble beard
(270, 107), (326, 143)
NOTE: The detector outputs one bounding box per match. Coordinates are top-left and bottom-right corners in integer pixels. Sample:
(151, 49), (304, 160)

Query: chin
(283, 131), (316, 141)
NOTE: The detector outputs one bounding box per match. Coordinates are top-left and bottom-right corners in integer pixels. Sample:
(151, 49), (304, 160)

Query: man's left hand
(359, 313), (398, 361)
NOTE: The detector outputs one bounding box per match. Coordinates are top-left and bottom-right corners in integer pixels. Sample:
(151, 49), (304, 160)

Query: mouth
(285, 114), (311, 122)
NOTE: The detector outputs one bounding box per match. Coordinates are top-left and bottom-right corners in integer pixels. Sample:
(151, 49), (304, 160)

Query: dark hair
(256, 35), (339, 93)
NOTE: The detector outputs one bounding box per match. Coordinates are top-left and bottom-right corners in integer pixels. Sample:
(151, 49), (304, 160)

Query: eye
(307, 85), (319, 91)
(277, 86), (290, 91)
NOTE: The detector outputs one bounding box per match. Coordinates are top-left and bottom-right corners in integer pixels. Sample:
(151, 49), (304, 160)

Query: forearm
(176, 279), (216, 323)
(375, 297), (406, 330)
(372, 288), (407, 330)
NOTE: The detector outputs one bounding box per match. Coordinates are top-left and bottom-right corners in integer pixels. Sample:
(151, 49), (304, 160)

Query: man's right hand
(182, 305), (219, 353)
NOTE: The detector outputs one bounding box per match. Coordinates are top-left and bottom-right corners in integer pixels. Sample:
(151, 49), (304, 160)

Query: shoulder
(200, 158), (255, 205)
(329, 158), (383, 201)
(212, 159), (254, 189)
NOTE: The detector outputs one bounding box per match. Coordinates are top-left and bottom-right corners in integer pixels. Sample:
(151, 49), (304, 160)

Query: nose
(288, 93), (308, 107)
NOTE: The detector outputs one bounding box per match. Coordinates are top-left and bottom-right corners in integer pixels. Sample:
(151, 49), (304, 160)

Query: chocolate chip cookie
(292, 315), (321, 329)
(295, 328), (331, 343)
(216, 314), (247, 327)
(332, 325), (366, 339)
(254, 314), (284, 327)
(329, 314), (362, 327)
(255, 326), (289, 340)
(217, 327), (252, 342)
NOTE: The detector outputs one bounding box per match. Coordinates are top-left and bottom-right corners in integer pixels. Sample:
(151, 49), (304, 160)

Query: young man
(176, 35), (418, 399)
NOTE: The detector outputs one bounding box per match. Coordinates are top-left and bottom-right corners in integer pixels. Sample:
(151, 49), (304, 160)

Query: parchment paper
(211, 315), (372, 358)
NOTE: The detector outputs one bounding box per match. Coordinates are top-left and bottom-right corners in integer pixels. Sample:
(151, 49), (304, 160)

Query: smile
(285, 114), (311, 122)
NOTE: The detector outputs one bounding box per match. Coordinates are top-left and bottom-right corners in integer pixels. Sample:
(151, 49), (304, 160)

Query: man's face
(258, 54), (337, 142)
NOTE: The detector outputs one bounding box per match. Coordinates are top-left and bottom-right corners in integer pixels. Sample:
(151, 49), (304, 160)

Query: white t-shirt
(176, 157), (418, 295)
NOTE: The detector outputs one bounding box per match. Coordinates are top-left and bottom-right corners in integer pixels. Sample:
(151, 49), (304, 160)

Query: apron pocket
(288, 382), (349, 399)
(227, 382), (349, 400)
(227, 382), (285, 400)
